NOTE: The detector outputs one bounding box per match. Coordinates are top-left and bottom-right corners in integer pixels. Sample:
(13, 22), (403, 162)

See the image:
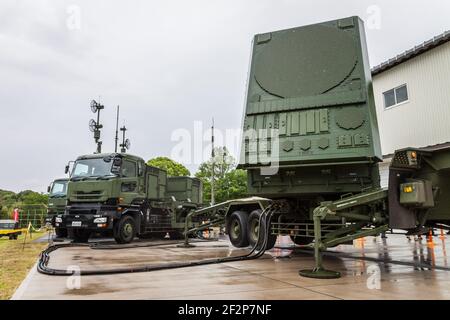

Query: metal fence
(17, 204), (48, 229)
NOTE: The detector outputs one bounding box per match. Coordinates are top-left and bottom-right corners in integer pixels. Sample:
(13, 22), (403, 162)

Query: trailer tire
(227, 211), (249, 248)
(114, 215), (136, 244)
(73, 229), (91, 243)
(247, 209), (277, 250)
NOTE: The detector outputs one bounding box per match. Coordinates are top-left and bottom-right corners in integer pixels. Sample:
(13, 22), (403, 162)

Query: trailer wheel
(290, 235), (313, 246)
(73, 229), (91, 243)
(114, 215), (136, 244)
(227, 211), (249, 248)
(247, 209), (277, 250)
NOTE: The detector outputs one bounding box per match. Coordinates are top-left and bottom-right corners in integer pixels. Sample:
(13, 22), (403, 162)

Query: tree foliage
(195, 147), (247, 204)
(147, 157), (190, 177)
(0, 189), (48, 219)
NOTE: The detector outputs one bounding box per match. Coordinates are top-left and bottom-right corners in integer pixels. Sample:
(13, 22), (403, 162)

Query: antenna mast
(89, 100), (104, 154)
(115, 105), (120, 153)
(120, 125), (131, 153)
(211, 118), (215, 205)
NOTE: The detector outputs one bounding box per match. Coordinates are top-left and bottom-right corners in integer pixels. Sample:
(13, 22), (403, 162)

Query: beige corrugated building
(371, 31), (450, 187)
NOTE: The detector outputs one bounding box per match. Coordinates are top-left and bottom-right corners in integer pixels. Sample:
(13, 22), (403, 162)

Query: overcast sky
(0, 0), (449, 193)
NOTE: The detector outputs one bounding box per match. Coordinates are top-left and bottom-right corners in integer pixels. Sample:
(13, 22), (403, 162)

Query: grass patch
(0, 231), (48, 300)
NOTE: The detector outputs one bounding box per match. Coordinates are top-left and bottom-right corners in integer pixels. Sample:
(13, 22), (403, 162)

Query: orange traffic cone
(427, 230), (435, 247)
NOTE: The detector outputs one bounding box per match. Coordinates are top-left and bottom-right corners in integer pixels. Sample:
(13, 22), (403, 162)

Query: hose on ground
(37, 203), (279, 276)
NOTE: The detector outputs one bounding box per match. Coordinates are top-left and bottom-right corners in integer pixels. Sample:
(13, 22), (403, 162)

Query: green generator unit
(166, 177), (203, 205)
(146, 165), (167, 200)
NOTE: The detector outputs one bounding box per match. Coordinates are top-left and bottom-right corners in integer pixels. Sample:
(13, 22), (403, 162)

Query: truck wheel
(114, 215), (136, 244)
(55, 228), (67, 238)
(290, 235), (313, 246)
(73, 229), (91, 243)
(247, 209), (277, 250)
(227, 211), (249, 248)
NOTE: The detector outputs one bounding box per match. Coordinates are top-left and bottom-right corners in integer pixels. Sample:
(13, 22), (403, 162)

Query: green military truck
(62, 153), (202, 243)
(47, 178), (69, 237)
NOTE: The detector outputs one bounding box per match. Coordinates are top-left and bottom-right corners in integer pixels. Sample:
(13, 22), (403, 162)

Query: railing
(16, 204), (48, 229)
(271, 221), (346, 238)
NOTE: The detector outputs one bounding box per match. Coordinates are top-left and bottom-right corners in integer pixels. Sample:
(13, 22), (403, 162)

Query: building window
(383, 84), (409, 109)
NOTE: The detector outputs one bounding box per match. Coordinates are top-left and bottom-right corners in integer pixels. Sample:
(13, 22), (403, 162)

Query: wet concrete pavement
(12, 233), (450, 300)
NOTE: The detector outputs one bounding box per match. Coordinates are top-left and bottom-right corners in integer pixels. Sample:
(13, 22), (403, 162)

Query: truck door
(121, 159), (139, 204)
(137, 161), (145, 195)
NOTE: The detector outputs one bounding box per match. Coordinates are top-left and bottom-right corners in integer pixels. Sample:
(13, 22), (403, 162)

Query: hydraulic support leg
(299, 189), (389, 279)
(299, 213), (341, 279)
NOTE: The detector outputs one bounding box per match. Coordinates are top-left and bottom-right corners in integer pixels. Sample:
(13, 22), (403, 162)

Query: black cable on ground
(37, 204), (278, 276)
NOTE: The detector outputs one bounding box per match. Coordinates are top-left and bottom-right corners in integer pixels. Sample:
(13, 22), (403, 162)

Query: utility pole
(114, 106), (120, 153)
(211, 118), (215, 205)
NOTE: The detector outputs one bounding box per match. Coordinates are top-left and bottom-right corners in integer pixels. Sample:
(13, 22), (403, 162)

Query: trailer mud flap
(388, 169), (416, 229)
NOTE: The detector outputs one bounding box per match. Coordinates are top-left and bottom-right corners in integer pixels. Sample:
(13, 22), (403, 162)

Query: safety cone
(427, 230), (435, 247)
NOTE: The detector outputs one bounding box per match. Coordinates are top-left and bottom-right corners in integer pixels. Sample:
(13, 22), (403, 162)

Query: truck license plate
(72, 221), (82, 227)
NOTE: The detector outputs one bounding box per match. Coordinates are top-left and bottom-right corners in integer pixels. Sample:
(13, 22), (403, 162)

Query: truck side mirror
(111, 157), (122, 174)
(47, 185), (51, 193)
(138, 162), (144, 176)
(65, 165), (70, 174)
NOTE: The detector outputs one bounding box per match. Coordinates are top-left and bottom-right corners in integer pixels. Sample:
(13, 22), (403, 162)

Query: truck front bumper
(45, 212), (65, 228)
(63, 204), (120, 230)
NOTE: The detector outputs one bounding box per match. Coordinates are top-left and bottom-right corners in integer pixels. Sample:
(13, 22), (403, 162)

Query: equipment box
(399, 179), (434, 208)
(146, 166), (167, 200)
(166, 177), (202, 205)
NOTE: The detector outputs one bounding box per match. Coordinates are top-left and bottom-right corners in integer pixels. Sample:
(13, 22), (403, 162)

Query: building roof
(383, 141), (450, 159)
(371, 30), (450, 76)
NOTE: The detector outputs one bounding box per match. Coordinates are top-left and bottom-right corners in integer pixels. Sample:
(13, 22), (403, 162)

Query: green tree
(195, 147), (247, 204)
(147, 157), (190, 177)
(0, 189), (48, 219)
(19, 190), (48, 205)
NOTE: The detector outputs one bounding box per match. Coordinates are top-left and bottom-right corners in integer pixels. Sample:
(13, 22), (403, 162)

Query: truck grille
(68, 207), (98, 215)
(72, 190), (104, 201)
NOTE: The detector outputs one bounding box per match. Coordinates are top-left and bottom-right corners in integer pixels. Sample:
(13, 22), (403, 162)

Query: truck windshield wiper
(50, 194), (66, 198)
(97, 175), (116, 180)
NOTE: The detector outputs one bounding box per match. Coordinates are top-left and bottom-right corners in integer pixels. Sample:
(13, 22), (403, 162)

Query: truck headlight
(93, 217), (107, 223)
(55, 217), (63, 223)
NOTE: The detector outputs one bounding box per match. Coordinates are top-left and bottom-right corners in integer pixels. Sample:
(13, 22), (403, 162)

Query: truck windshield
(50, 181), (68, 197)
(72, 158), (114, 179)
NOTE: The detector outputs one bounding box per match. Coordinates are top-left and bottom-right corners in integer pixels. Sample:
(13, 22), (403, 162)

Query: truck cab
(47, 178), (68, 237)
(64, 153), (202, 243)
